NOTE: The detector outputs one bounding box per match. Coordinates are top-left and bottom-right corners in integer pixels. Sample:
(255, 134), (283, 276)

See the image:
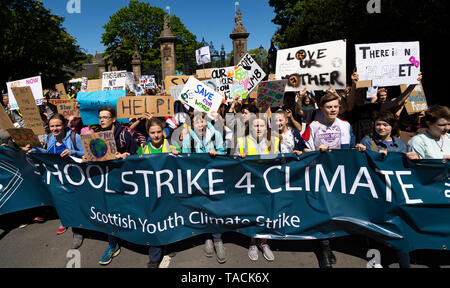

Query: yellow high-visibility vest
(237, 136), (279, 155)
(140, 139), (170, 154)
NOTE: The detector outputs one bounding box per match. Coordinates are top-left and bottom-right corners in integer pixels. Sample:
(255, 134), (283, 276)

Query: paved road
(1, 209), (449, 269)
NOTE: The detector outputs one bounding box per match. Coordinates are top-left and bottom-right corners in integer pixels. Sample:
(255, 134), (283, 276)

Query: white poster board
(140, 75), (156, 89)
(6, 76), (44, 110)
(355, 41), (420, 87)
(211, 66), (235, 102)
(179, 77), (223, 113)
(102, 70), (127, 91)
(235, 53), (266, 98)
(275, 39), (347, 91)
(196, 46), (211, 65)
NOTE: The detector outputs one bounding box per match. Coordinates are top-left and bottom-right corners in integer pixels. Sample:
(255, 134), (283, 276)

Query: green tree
(269, 0), (450, 105)
(0, 0), (85, 89)
(101, 0), (199, 78)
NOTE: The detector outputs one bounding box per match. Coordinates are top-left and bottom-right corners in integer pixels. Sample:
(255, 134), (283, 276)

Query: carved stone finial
(233, 9), (247, 33)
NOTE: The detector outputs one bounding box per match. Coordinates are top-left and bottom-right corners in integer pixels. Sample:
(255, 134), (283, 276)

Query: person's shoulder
(407, 132), (427, 146)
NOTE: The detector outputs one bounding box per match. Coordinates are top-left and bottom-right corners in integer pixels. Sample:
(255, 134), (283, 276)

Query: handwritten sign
(76, 90), (128, 125)
(276, 40), (347, 91)
(400, 83), (427, 114)
(116, 96), (174, 118)
(164, 76), (190, 95)
(140, 75), (156, 89)
(86, 79), (102, 92)
(11, 87), (45, 135)
(6, 128), (41, 148)
(179, 77), (223, 113)
(355, 41), (420, 87)
(6, 76), (44, 110)
(81, 131), (117, 162)
(55, 83), (68, 99)
(49, 99), (80, 119)
(126, 72), (144, 96)
(170, 80), (218, 102)
(196, 46), (211, 65)
(236, 53), (266, 96)
(256, 80), (287, 112)
(211, 66), (235, 101)
(102, 71), (127, 91)
(0, 108), (14, 130)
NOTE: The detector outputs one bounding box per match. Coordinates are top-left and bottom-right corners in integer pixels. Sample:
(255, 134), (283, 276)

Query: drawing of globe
(89, 139), (108, 158)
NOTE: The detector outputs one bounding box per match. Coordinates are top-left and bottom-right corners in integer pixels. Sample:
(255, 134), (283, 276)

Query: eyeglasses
(99, 116), (112, 120)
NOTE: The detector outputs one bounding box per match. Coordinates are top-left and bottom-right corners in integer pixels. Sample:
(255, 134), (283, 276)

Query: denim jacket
(360, 134), (406, 153)
(32, 128), (84, 158)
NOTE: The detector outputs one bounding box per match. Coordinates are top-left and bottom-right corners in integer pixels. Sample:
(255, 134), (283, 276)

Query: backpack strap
(371, 138), (379, 152)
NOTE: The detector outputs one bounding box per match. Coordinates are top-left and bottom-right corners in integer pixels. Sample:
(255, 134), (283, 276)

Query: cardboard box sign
(0, 107), (14, 130)
(55, 83), (68, 99)
(116, 96), (174, 118)
(49, 99), (80, 119)
(400, 83), (428, 114)
(81, 131), (117, 162)
(164, 76), (190, 95)
(11, 86), (46, 135)
(86, 79), (102, 93)
(7, 128), (41, 148)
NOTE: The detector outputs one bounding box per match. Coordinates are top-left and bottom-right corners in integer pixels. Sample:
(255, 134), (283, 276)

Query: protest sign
(102, 71), (128, 91)
(164, 76), (190, 95)
(355, 41), (420, 87)
(170, 79), (218, 102)
(80, 77), (88, 92)
(196, 46), (211, 65)
(256, 80), (287, 111)
(49, 99), (80, 119)
(76, 90), (128, 125)
(6, 128), (40, 148)
(179, 77), (223, 113)
(196, 68), (213, 80)
(55, 83), (67, 99)
(140, 75), (156, 89)
(236, 53), (266, 95)
(211, 66), (235, 101)
(6, 76), (44, 110)
(125, 72), (144, 96)
(86, 79), (102, 92)
(276, 40), (347, 91)
(11, 87), (45, 135)
(0, 108), (14, 130)
(80, 131), (117, 162)
(116, 96), (174, 118)
(400, 83), (427, 114)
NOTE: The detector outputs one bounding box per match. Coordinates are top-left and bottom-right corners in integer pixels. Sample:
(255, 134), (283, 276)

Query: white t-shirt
(303, 118), (353, 150)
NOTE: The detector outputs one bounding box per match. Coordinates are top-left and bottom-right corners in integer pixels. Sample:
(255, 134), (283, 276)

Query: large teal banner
(1, 146), (449, 252)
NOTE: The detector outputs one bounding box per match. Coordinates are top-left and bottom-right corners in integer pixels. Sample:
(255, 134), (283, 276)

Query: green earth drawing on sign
(89, 138), (108, 158)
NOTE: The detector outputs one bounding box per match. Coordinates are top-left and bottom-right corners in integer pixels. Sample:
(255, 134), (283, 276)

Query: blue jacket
(360, 134), (406, 153)
(32, 128), (84, 158)
(182, 122), (226, 154)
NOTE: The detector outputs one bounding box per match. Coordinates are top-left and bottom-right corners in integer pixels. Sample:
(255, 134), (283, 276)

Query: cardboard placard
(11, 87), (45, 135)
(49, 99), (80, 119)
(276, 40), (347, 91)
(7, 128), (41, 147)
(400, 83), (428, 114)
(164, 76), (190, 95)
(55, 83), (68, 99)
(256, 80), (287, 112)
(102, 71), (128, 91)
(196, 69), (213, 80)
(0, 107), (14, 130)
(6, 76), (44, 110)
(116, 96), (174, 118)
(179, 77), (223, 113)
(86, 79), (102, 92)
(355, 41), (420, 87)
(81, 131), (117, 162)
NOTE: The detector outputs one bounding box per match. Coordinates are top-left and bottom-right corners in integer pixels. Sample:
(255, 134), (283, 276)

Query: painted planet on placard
(89, 138), (108, 158)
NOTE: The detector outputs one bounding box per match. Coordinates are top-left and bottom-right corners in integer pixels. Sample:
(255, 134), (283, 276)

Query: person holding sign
(87, 106), (137, 265)
(2, 93), (24, 128)
(25, 113), (84, 235)
(407, 105), (450, 159)
(302, 93), (366, 268)
(136, 118), (180, 267)
(235, 113), (280, 262)
(182, 112), (227, 264)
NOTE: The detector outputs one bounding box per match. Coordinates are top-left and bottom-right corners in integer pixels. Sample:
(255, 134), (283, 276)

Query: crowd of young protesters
(1, 70), (449, 268)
